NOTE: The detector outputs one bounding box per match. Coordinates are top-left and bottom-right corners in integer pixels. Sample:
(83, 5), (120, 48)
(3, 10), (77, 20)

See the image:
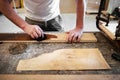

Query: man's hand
(67, 28), (83, 43)
(23, 24), (44, 39)
(0, 0), (44, 39)
(67, 0), (85, 43)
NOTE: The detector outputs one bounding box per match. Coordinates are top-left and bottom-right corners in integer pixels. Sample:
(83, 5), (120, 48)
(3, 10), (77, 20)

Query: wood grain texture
(17, 48), (111, 71)
(99, 24), (116, 40)
(0, 75), (120, 80)
(0, 33), (97, 42)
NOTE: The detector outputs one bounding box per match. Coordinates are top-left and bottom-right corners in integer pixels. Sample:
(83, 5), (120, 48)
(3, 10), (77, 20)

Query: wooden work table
(0, 32), (120, 75)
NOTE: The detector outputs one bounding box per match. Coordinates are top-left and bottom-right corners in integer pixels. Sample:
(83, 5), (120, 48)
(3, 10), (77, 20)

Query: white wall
(107, 0), (120, 13)
(60, 0), (76, 13)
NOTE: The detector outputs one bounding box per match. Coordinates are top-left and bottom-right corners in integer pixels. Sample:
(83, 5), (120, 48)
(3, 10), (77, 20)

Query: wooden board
(101, 11), (116, 19)
(86, 0), (100, 14)
(99, 24), (116, 40)
(17, 48), (111, 71)
(0, 75), (120, 80)
(0, 33), (97, 42)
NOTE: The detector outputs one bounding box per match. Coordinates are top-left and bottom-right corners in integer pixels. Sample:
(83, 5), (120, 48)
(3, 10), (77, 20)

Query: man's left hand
(67, 28), (83, 43)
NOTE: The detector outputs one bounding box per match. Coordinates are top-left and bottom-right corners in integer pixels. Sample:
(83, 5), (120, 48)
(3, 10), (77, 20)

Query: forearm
(0, 0), (28, 30)
(76, 0), (85, 29)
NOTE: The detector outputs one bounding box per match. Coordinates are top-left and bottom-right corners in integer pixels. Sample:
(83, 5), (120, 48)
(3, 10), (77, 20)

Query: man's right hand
(0, 0), (44, 39)
(23, 24), (44, 39)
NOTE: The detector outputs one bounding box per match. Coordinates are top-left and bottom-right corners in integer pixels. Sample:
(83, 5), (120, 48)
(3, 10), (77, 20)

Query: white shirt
(24, 0), (60, 21)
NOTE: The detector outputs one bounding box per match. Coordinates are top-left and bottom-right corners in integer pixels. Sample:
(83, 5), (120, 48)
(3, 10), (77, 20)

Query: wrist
(76, 25), (83, 30)
(20, 23), (29, 30)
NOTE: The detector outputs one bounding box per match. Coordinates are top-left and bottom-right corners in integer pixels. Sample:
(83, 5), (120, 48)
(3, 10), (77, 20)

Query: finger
(32, 31), (39, 38)
(41, 32), (44, 38)
(35, 27), (41, 37)
(77, 31), (83, 42)
(38, 27), (44, 38)
(35, 26), (43, 37)
(72, 34), (78, 42)
(77, 35), (82, 42)
(31, 33), (35, 39)
(67, 30), (74, 42)
(68, 33), (74, 43)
